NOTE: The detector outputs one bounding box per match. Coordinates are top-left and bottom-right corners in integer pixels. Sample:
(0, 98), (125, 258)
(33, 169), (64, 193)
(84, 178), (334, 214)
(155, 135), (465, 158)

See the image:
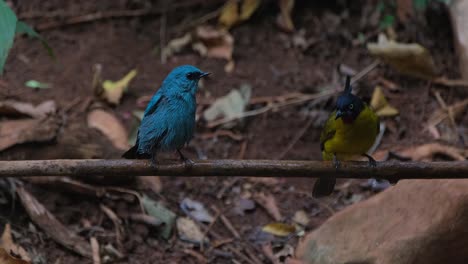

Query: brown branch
(0, 160), (466, 182)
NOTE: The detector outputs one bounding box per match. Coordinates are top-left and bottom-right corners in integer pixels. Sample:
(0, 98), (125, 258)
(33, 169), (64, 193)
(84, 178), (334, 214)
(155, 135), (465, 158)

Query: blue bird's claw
(177, 149), (194, 168)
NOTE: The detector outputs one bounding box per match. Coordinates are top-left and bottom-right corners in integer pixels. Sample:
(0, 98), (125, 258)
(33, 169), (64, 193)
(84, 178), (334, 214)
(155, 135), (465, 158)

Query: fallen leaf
(0, 116), (60, 152)
(276, 0), (295, 32)
(194, 25), (234, 61)
(203, 84), (252, 128)
(240, 0), (261, 21)
(396, 143), (466, 161)
(367, 34), (438, 79)
(248, 227), (275, 245)
(262, 222), (296, 237)
(274, 244), (295, 263)
(425, 99), (468, 142)
(24, 80), (50, 89)
(101, 69), (137, 105)
(0, 248), (29, 264)
(0, 224), (30, 262)
(136, 176), (162, 194)
(292, 210), (309, 226)
(16, 186), (92, 258)
(219, 0), (239, 29)
(142, 195), (176, 240)
(0, 100), (56, 118)
(87, 109), (129, 150)
(370, 86), (399, 117)
(180, 198), (214, 223)
(232, 197), (256, 216)
(161, 33), (192, 63)
(176, 217), (208, 245)
(396, 0), (414, 23)
(254, 192), (282, 221)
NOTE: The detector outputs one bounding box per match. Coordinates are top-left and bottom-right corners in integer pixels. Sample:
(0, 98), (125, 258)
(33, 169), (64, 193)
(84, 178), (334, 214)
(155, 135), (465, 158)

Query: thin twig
(206, 90), (336, 128)
(276, 118), (314, 160)
(211, 205), (241, 239)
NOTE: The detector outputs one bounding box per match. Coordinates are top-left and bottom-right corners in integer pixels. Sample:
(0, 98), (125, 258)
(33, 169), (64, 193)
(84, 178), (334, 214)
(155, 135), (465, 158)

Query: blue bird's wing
(144, 92), (163, 116)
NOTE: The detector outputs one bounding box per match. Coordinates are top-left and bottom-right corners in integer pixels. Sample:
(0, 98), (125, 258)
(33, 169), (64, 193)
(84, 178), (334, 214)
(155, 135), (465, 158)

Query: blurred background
(0, 0), (466, 263)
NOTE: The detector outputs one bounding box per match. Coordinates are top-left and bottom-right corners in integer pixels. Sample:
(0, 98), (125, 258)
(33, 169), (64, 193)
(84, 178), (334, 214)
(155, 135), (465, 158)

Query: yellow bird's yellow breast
(322, 106), (379, 161)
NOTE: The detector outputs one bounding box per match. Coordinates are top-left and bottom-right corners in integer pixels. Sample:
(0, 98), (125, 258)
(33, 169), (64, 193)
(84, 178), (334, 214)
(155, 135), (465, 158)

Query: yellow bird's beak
(335, 110), (343, 120)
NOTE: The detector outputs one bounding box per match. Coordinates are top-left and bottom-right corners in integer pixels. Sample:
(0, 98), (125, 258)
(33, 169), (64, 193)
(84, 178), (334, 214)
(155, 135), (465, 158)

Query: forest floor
(0, 0), (466, 263)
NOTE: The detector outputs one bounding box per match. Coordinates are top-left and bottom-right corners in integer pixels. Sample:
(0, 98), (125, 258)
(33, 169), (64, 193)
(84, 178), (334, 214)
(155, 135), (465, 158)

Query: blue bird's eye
(186, 72), (197, 80)
(349, 104), (354, 110)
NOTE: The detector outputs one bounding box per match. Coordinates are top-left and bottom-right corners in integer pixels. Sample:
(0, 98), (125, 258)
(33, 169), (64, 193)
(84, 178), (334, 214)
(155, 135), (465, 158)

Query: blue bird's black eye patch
(186, 72), (198, 80)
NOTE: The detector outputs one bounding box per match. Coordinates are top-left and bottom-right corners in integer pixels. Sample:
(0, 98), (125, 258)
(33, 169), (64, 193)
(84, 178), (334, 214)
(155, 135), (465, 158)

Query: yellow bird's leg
(333, 153), (341, 169)
(362, 153), (377, 167)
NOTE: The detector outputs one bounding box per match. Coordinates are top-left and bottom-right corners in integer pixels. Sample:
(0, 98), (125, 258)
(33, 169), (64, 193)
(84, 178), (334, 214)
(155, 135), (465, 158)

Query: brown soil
(0, 0), (465, 263)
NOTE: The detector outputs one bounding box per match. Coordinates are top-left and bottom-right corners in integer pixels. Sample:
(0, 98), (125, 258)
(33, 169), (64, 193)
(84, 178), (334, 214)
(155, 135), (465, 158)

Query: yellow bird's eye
(349, 104), (354, 110)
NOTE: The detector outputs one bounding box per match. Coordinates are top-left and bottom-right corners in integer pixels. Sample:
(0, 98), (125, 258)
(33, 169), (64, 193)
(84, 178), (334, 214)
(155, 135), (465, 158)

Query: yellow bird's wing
(319, 110), (336, 154)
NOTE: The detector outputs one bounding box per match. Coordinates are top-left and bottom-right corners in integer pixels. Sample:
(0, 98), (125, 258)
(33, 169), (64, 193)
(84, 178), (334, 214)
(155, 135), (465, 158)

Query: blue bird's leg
(150, 149), (158, 167)
(177, 149), (194, 167)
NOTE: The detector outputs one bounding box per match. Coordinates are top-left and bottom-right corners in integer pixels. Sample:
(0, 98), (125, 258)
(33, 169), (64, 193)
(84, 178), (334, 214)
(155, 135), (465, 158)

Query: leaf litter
(87, 109), (129, 150)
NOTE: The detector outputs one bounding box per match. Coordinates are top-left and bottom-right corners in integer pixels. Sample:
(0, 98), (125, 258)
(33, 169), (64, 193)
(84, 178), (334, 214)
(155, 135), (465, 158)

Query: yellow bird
(313, 76), (380, 197)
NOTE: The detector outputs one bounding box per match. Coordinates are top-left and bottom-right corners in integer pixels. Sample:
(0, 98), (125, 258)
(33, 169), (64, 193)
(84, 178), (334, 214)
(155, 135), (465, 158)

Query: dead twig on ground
(276, 117), (314, 160)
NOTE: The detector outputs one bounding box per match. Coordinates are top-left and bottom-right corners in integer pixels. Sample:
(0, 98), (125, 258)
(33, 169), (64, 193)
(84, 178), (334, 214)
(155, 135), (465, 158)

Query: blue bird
(123, 65), (209, 164)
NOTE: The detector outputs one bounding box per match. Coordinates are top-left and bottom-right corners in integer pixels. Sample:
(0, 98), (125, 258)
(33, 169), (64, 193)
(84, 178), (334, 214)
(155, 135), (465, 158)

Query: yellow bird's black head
(335, 76), (364, 124)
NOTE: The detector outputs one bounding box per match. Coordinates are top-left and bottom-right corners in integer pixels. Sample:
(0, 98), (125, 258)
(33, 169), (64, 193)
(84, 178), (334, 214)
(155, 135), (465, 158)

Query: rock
(450, 0), (468, 80)
(296, 180), (468, 264)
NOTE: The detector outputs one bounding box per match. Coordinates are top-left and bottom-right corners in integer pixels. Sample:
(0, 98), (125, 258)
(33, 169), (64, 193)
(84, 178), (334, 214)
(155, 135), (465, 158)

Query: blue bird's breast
(137, 92), (196, 154)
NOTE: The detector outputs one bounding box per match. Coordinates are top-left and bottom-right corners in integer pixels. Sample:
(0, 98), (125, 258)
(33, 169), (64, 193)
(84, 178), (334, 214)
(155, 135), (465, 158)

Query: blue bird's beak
(199, 72), (211, 78)
(335, 110), (343, 120)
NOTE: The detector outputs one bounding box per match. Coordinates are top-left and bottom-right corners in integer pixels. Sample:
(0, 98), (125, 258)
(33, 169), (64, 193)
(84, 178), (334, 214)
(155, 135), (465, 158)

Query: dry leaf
(232, 197), (256, 216)
(87, 109), (129, 150)
(180, 198), (214, 223)
(0, 224), (30, 262)
(240, 0), (261, 21)
(426, 99), (468, 141)
(277, 0), (295, 32)
(367, 34), (437, 79)
(16, 186), (92, 258)
(0, 248), (29, 264)
(262, 222), (296, 237)
(136, 176), (162, 194)
(0, 100), (56, 118)
(219, 0), (239, 29)
(292, 210), (309, 226)
(0, 116), (60, 152)
(203, 84), (252, 128)
(142, 195), (176, 240)
(396, 0), (414, 23)
(396, 143), (465, 161)
(194, 25), (234, 61)
(219, 0), (261, 29)
(370, 86), (399, 117)
(101, 69), (137, 105)
(254, 192), (282, 221)
(176, 217), (208, 245)
(161, 33), (192, 63)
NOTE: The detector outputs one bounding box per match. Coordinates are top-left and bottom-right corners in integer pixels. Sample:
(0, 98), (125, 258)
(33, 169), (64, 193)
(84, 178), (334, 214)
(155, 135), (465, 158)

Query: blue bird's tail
(122, 145), (138, 159)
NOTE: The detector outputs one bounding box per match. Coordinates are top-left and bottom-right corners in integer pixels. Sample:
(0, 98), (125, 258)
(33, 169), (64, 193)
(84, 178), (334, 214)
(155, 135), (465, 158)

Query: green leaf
(0, 0), (18, 75)
(379, 14), (395, 29)
(413, 0), (428, 10)
(16, 20), (54, 58)
(24, 80), (51, 89)
(142, 195), (176, 240)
